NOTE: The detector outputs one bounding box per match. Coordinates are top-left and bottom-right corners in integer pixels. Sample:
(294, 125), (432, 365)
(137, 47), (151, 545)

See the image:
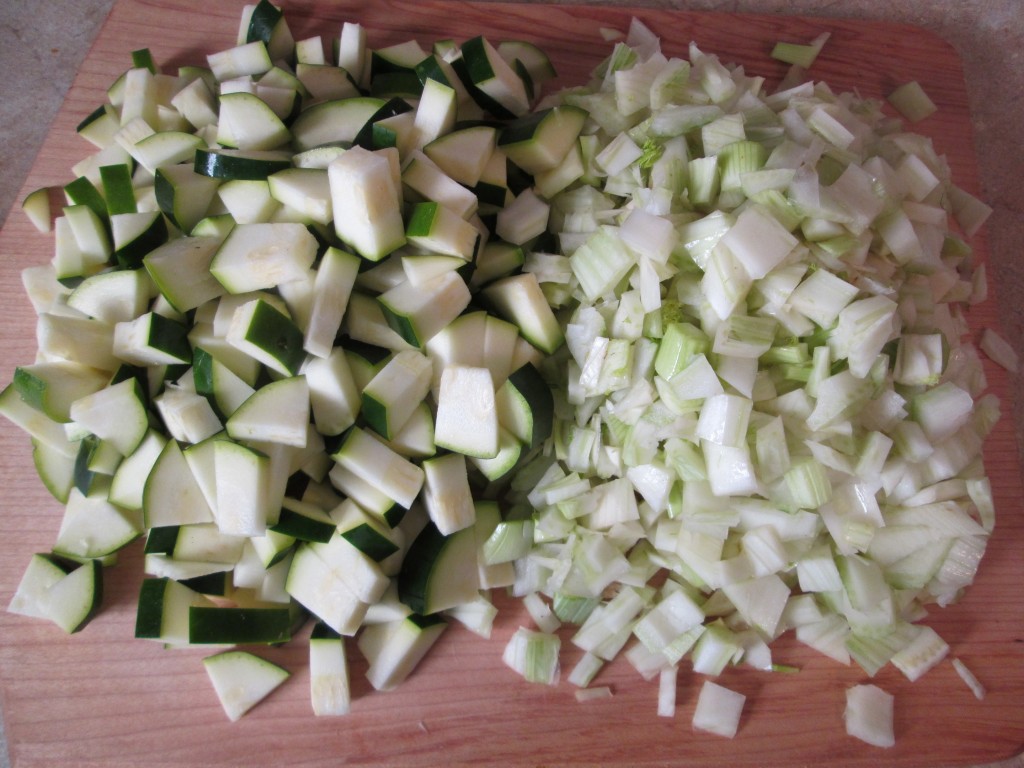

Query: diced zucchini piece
(496, 362), (554, 449)
(195, 148), (292, 180)
(22, 187), (54, 233)
(226, 298), (306, 376)
(202, 649), (289, 722)
(210, 222), (318, 294)
(154, 164), (221, 234)
(296, 62), (359, 101)
(482, 272), (564, 354)
(331, 426), (424, 510)
(357, 613), (447, 691)
(308, 530), (389, 605)
(496, 40), (557, 86)
(113, 311), (191, 367)
(193, 347), (256, 419)
(422, 452), (476, 535)
(405, 201), (479, 260)
(154, 384), (222, 444)
(457, 36), (531, 118)
(108, 429), (167, 510)
(7, 554), (73, 620)
(100, 164), (137, 215)
(217, 91), (290, 151)
(213, 439), (272, 536)
(304, 247), (360, 359)
(144, 438), (216, 528)
(53, 487), (142, 560)
(267, 168), (332, 224)
(132, 130), (205, 174)
(304, 347), (361, 436)
(291, 96), (383, 152)
(12, 362), (108, 423)
(66, 268), (153, 324)
(495, 188), (549, 245)
(286, 543), (368, 635)
(470, 240), (525, 288)
(328, 145), (406, 261)
(41, 559), (103, 634)
(0, 382), (79, 458)
(470, 427), (523, 482)
(111, 210), (169, 269)
(401, 150), (479, 221)
(135, 576), (212, 644)
(377, 271), (471, 348)
(62, 204), (111, 265)
(309, 622), (351, 716)
(423, 125), (496, 187)
(271, 498), (336, 543)
(499, 105), (588, 175)
(189, 605), (292, 644)
(412, 77), (457, 149)
(226, 376), (310, 447)
(397, 521), (479, 615)
(332, 499), (401, 562)
(434, 365), (498, 459)
(69, 377), (150, 456)
(208, 40), (274, 82)
(361, 349), (432, 440)
(32, 439), (77, 503)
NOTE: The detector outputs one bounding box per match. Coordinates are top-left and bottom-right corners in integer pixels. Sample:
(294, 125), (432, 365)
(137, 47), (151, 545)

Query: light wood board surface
(0, 1), (1021, 766)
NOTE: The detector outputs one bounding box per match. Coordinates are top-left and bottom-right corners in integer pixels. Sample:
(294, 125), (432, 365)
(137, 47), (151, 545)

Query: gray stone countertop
(0, 1), (1021, 767)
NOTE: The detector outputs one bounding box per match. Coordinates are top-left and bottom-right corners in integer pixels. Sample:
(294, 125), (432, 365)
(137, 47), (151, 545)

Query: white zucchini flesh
(155, 384), (222, 445)
(286, 544), (368, 635)
(213, 439), (271, 537)
(7, 554), (70, 620)
(210, 222), (319, 294)
(202, 650), (290, 722)
(304, 247), (360, 358)
(328, 146), (406, 261)
(332, 426), (424, 510)
(358, 615), (447, 692)
(53, 488), (142, 560)
(422, 452), (476, 535)
(42, 560), (103, 634)
(361, 349), (433, 440)
(143, 439), (216, 529)
(226, 375), (310, 447)
(303, 347), (361, 436)
(69, 377), (149, 456)
(11, 361), (109, 423)
(433, 365), (498, 459)
(309, 533), (390, 604)
(309, 628), (351, 716)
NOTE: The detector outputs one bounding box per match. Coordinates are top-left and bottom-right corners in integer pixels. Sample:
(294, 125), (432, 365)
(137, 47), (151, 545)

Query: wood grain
(0, 1), (1021, 766)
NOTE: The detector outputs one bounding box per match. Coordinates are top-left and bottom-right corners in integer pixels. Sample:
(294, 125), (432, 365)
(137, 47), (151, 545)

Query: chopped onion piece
(692, 680), (746, 738)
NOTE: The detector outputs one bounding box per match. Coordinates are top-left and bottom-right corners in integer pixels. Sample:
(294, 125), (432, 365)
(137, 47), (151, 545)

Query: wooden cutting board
(1, 1), (1021, 766)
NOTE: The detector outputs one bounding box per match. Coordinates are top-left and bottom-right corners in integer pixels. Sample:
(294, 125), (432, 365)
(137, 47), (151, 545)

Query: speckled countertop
(0, 1), (1021, 766)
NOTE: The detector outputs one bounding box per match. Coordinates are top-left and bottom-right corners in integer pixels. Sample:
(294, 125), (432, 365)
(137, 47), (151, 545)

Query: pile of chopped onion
(493, 18), (997, 742)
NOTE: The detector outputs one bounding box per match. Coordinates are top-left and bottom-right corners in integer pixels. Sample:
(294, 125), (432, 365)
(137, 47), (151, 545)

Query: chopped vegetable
(692, 680), (746, 738)
(203, 650), (290, 722)
(844, 684), (895, 748)
(888, 80), (938, 122)
(1, 0), (1002, 741)
(952, 657), (987, 700)
(770, 32), (830, 69)
(980, 327), (1019, 372)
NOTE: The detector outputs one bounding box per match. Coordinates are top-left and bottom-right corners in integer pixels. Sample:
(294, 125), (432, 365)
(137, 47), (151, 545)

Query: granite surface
(0, 1), (1021, 766)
